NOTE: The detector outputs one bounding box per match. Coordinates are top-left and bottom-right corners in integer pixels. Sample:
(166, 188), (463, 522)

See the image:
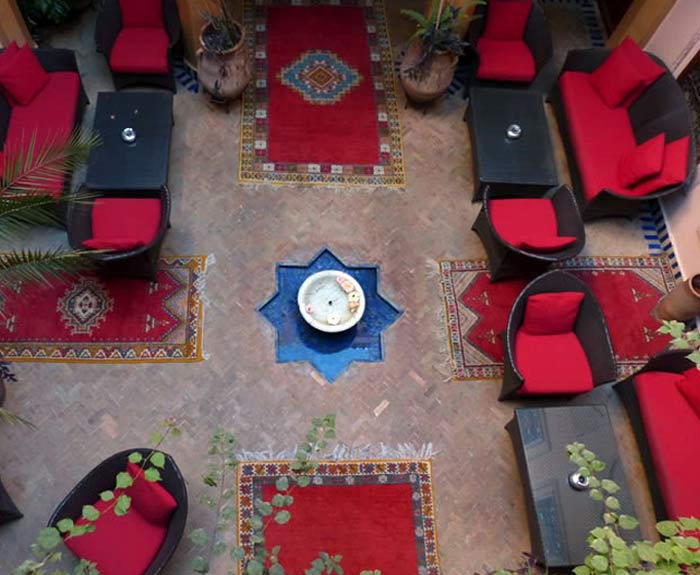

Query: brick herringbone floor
(0, 4), (658, 574)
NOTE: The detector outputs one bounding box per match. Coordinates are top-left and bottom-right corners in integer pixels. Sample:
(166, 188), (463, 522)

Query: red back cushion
(590, 44), (646, 109)
(0, 44), (48, 106)
(126, 461), (177, 525)
(618, 37), (665, 90)
(519, 236), (577, 252)
(617, 133), (665, 188)
(82, 237), (145, 251)
(521, 291), (585, 335)
(119, 0), (164, 28)
(678, 367), (700, 420)
(483, 0), (533, 41)
(626, 136), (690, 197)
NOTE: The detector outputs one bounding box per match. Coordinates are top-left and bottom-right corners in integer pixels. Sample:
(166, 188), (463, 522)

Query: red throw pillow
(82, 237), (145, 251)
(0, 44), (48, 106)
(126, 461), (177, 525)
(618, 37), (665, 89)
(518, 236), (577, 252)
(677, 368), (700, 420)
(627, 136), (690, 197)
(482, 0), (533, 41)
(617, 134), (666, 188)
(119, 0), (164, 28)
(521, 291), (585, 335)
(589, 45), (645, 109)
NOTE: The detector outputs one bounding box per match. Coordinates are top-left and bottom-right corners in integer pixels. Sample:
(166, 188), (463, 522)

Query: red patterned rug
(439, 256), (676, 380)
(0, 256), (207, 363)
(238, 460), (440, 575)
(240, 0), (405, 188)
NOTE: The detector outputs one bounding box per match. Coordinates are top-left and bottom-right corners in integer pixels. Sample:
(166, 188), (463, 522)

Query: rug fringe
(426, 258), (454, 383)
(197, 254), (216, 361)
(236, 442), (439, 462)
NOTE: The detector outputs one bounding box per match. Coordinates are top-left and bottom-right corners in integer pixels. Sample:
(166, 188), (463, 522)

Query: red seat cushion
(126, 462), (178, 524)
(109, 28), (169, 74)
(635, 371), (700, 520)
(622, 136), (689, 197)
(483, 0), (533, 41)
(521, 292), (585, 335)
(617, 133), (665, 188)
(63, 496), (167, 575)
(677, 367), (700, 420)
(489, 198), (575, 251)
(0, 44), (49, 106)
(476, 39), (536, 82)
(0, 41), (20, 104)
(560, 71), (637, 200)
(515, 330), (594, 395)
(119, 0), (163, 28)
(3, 71), (80, 198)
(91, 198), (162, 245)
(590, 43), (646, 109)
(82, 237), (145, 251)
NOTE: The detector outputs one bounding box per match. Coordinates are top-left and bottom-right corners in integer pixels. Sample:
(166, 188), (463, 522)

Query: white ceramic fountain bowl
(297, 270), (366, 333)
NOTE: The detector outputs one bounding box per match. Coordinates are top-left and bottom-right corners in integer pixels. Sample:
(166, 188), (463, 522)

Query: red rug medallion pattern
(240, 0), (405, 187)
(439, 257), (676, 380)
(0, 255), (207, 363)
(238, 460), (440, 575)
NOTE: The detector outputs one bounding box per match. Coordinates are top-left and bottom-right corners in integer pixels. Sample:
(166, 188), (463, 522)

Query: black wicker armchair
(500, 270), (616, 400)
(472, 185), (585, 281)
(614, 350), (695, 521)
(48, 448), (187, 575)
(95, 0), (182, 91)
(67, 188), (171, 281)
(0, 475), (22, 524)
(549, 48), (695, 220)
(467, 0), (554, 93)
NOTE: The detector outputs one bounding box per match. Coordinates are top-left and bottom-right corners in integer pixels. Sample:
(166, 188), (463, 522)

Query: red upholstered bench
(500, 270), (616, 400)
(0, 44), (88, 201)
(616, 351), (700, 525)
(551, 38), (695, 220)
(472, 186), (585, 281)
(468, 0), (552, 89)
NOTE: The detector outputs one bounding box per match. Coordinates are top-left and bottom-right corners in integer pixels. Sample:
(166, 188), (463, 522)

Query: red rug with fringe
(240, 0), (404, 187)
(0, 256), (207, 363)
(439, 256), (676, 380)
(238, 460), (441, 575)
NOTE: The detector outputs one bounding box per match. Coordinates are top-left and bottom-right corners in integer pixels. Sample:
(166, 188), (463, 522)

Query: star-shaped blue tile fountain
(257, 248), (402, 383)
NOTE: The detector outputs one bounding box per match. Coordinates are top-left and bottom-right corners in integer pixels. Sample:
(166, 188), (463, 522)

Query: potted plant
(653, 273), (700, 321)
(400, 0), (482, 104)
(197, 0), (251, 103)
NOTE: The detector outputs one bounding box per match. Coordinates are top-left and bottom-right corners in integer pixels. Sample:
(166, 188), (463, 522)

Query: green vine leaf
(37, 527), (62, 550)
(275, 510), (291, 525)
(190, 555), (209, 574)
(99, 490), (115, 502)
(656, 521), (679, 538)
(150, 452), (166, 469)
(114, 494), (131, 516)
(275, 476), (289, 491)
(128, 452), (143, 464)
(56, 518), (74, 533)
(189, 528), (210, 546)
(144, 467), (161, 482)
(81, 505), (100, 522)
(115, 471), (133, 490)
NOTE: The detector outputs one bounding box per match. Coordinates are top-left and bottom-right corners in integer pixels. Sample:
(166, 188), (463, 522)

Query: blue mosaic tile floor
(257, 248), (402, 383)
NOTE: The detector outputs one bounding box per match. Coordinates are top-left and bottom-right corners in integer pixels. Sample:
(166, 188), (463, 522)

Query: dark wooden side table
(85, 91), (174, 194)
(466, 87), (558, 201)
(506, 405), (639, 568)
(0, 475), (22, 524)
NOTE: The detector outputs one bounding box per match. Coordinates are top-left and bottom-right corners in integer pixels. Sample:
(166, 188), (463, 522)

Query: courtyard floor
(0, 3), (662, 573)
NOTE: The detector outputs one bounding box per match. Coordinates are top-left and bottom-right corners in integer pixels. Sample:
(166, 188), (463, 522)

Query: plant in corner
(493, 443), (700, 575)
(399, 0), (483, 104)
(197, 0), (251, 103)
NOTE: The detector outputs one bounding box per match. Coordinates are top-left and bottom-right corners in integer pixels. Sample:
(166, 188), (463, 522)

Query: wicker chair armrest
(31, 49), (80, 73)
(163, 0), (182, 49)
(560, 48), (610, 75)
(524, 2), (553, 73)
(95, 0), (122, 58)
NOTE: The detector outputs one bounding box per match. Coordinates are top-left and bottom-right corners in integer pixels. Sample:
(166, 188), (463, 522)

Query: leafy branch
(659, 320), (700, 366)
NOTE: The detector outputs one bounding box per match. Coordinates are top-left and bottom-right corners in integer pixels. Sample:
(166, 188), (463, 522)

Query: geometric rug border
(238, 0), (406, 189)
(0, 254), (208, 364)
(236, 458), (441, 575)
(438, 255), (677, 382)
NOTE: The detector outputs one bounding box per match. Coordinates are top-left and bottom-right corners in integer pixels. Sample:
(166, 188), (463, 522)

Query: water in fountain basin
(306, 279), (352, 324)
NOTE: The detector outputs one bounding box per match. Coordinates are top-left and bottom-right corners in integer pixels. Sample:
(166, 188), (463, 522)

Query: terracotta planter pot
(399, 42), (458, 104)
(197, 22), (251, 102)
(654, 273), (700, 321)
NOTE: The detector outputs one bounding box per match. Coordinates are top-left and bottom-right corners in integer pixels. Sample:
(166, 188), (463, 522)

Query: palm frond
(0, 407), (36, 429)
(0, 190), (96, 244)
(0, 249), (96, 287)
(1, 129), (100, 197)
